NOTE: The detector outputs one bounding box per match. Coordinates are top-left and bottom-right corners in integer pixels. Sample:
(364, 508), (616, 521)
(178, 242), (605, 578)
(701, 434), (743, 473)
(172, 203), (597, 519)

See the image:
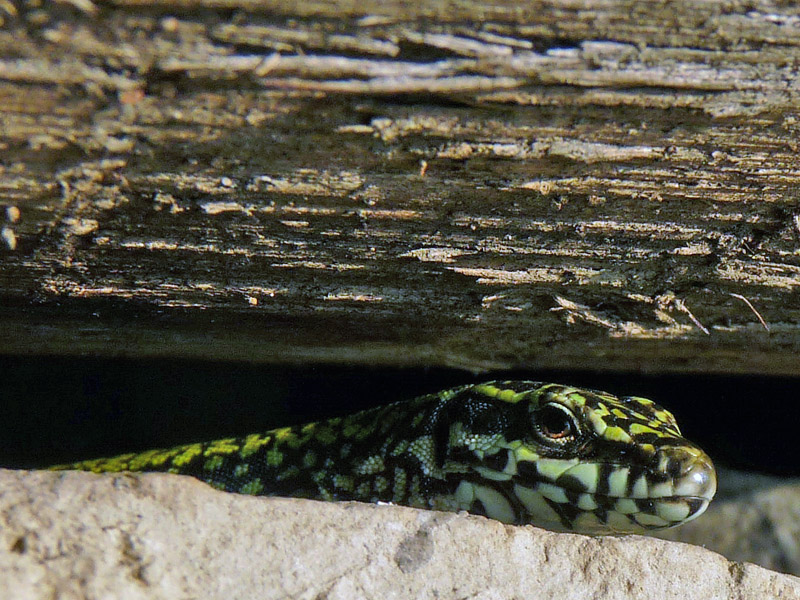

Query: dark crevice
(1, 354), (799, 477)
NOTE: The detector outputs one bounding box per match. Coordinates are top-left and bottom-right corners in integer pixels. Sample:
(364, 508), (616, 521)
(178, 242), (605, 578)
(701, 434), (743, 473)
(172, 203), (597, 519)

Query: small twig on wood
(672, 298), (710, 336)
(730, 293), (770, 332)
(57, 0), (97, 15)
(655, 292), (710, 336)
(551, 296), (618, 330)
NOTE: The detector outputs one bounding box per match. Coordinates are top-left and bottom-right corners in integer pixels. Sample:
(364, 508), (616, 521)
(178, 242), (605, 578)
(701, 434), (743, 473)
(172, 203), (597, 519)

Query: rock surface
(658, 475), (800, 577)
(1, 469), (798, 600)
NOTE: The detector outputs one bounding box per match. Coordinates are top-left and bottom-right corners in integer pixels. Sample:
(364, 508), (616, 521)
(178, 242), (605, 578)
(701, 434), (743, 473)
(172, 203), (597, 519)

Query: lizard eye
(535, 404), (577, 443)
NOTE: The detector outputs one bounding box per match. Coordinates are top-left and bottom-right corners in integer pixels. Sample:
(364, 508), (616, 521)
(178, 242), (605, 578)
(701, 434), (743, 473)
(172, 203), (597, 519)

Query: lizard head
(426, 381), (716, 534)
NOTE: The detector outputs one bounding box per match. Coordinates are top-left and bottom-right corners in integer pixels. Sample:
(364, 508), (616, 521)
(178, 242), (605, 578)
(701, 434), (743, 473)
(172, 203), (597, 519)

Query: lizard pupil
(539, 405), (574, 439)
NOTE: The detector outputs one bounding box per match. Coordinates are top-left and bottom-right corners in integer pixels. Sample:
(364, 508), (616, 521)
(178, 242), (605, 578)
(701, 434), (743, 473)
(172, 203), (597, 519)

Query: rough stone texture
(1, 468), (798, 600)
(659, 473), (800, 577)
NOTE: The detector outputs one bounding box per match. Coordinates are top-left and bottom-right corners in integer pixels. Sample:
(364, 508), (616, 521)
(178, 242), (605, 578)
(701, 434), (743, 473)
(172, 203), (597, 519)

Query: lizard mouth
(450, 478), (713, 534)
(512, 484), (712, 533)
(455, 445), (716, 533)
(526, 447), (715, 533)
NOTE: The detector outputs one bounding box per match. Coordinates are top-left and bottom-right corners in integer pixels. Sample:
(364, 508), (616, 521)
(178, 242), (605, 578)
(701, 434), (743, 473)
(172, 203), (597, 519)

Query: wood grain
(1, 1), (799, 374)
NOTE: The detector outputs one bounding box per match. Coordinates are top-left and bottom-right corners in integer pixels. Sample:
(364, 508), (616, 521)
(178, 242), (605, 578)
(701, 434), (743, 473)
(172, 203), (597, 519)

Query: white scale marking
(560, 463), (600, 493)
(474, 485), (515, 523)
(514, 484), (562, 526)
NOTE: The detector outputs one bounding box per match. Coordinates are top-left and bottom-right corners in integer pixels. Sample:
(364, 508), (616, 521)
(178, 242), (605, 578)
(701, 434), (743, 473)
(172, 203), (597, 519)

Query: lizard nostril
(655, 446), (717, 501)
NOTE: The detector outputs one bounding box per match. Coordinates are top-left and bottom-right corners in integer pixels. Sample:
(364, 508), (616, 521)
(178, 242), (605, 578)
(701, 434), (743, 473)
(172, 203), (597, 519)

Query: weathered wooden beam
(1, 0), (799, 374)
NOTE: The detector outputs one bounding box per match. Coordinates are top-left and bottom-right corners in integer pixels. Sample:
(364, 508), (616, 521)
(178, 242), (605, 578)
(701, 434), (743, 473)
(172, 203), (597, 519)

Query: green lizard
(52, 380), (716, 534)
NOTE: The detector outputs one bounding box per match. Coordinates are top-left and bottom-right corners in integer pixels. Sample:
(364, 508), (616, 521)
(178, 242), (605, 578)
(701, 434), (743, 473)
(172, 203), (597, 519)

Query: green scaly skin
(52, 381), (716, 534)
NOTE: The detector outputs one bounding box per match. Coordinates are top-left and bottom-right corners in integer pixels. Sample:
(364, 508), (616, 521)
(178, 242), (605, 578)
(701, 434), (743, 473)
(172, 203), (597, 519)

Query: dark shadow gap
(0, 354), (796, 476)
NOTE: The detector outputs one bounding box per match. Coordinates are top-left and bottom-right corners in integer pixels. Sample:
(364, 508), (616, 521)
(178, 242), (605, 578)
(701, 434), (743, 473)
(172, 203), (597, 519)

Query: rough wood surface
(2, 0), (800, 373)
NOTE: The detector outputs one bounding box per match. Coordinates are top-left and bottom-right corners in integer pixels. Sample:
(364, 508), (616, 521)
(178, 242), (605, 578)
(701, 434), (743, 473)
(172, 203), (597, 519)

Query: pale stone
(658, 473), (800, 577)
(1, 469), (798, 600)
